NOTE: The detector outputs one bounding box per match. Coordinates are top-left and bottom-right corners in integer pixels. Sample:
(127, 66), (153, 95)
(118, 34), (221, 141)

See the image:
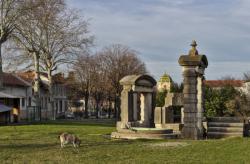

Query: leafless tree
(91, 54), (110, 118)
(9, 0), (65, 115)
(100, 44), (147, 119)
(9, 0), (92, 119)
(243, 71), (250, 82)
(37, 2), (92, 119)
(0, 0), (26, 88)
(73, 53), (97, 118)
(72, 44), (147, 119)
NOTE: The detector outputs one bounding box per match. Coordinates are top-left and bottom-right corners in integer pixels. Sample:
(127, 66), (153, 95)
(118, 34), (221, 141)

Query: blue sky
(67, 0), (250, 82)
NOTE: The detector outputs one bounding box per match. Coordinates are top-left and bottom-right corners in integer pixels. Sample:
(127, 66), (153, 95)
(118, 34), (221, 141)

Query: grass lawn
(0, 120), (250, 164)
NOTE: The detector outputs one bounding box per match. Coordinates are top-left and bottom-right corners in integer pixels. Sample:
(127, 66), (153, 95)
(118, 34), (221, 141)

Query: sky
(67, 0), (250, 83)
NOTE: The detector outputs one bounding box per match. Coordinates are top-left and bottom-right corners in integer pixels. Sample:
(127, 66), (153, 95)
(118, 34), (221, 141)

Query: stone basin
(111, 127), (179, 139)
(130, 127), (173, 134)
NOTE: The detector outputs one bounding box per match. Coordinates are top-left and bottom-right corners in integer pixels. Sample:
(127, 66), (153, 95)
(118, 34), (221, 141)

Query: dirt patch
(148, 142), (189, 148)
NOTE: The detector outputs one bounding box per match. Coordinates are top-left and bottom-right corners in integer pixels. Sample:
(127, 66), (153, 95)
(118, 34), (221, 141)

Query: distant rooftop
(3, 73), (30, 87)
(204, 80), (244, 88)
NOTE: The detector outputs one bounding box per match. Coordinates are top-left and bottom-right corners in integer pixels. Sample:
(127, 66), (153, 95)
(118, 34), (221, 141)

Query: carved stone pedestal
(178, 41), (208, 140)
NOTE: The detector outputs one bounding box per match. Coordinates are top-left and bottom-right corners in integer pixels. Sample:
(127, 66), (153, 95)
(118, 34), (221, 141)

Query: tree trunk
(95, 99), (99, 119)
(33, 53), (41, 120)
(84, 90), (89, 118)
(114, 93), (117, 119)
(95, 102), (99, 119)
(95, 92), (101, 119)
(114, 92), (121, 120)
(0, 43), (3, 90)
(47, 69), (54, 120)
(108, 93), (111, 119)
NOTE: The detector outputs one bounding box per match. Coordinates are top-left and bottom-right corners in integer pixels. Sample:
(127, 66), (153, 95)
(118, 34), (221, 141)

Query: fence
(27, 106), (41, 121)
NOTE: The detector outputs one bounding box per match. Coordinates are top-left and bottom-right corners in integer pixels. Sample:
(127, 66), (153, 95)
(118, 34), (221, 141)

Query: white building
(17, 71), (68, 120)
(0, 71), (69, 123)
(0, 73), (32, 123)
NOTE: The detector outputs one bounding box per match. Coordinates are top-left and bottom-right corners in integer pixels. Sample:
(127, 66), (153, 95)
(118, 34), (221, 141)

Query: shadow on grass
(10, 120), (116, 128)
(0, 143), (58, 149)
(0, 138), (151, 150)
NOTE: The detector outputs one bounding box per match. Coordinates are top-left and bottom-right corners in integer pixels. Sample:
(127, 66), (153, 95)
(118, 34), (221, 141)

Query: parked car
(65, 111), (74, 119)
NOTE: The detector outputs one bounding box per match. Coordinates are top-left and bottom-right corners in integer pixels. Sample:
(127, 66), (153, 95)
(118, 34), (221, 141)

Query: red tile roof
(3, 73), (30, 87)
(16, 71), (35, 83)
(204, 80), (244, 88)
(17, 70), (66, 84)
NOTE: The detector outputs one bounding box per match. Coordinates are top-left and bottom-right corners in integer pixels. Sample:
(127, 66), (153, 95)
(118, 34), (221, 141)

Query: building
(52, 73), (68, 117)
(17, 71), (68, 120)
(157, 72), (172, 92)
(0, 73), (32, 123)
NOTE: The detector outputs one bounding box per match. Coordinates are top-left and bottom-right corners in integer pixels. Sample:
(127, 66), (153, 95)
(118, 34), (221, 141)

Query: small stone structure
(116, 74), (157, 130)
(154, 93), (183, 131)
(154, 93), (183, 125)
(178, 41), (208, 139)
(112, 74), (178, 139)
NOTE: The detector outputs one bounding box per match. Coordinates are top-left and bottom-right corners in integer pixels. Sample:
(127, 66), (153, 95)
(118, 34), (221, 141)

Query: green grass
(1, 120), (250, 164)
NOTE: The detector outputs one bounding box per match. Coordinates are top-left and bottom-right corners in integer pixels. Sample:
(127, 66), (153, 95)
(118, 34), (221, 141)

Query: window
(64, 101), (68, 111)
(22, 98), (25, 107)
(28, 97), (31, 106)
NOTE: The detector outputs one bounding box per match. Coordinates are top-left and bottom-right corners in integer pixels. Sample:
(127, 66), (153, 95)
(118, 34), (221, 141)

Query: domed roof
(120, 74), (157, 86)
(159, 72), (172, 83)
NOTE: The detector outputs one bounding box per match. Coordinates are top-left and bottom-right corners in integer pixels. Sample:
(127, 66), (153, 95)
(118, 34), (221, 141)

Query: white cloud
(67, 0), (250, 83)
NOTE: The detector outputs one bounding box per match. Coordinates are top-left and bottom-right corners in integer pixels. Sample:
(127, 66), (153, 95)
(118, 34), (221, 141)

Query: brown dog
(58, 132), (81, 148)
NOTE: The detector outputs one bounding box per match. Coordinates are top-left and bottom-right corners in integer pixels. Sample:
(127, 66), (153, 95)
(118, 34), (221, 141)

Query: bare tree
(37, 3), (92, 119)
(91, 54), (110, 118)
(0, 0), (25, 88)
(10, 0), (64, 115)
(243, 71), (250, 82)
(100, 44), (147, 119)
(73, 53), (97, 118)
(72, 45), (147, 119)
(9, 0), (92, 119)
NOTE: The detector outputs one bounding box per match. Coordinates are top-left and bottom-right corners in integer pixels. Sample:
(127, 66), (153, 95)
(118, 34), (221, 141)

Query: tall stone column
(119, 85), (133, 129)
(197, 74), (205, 135)
(145, 93), (152, 126)
(178, 41), (208, 140)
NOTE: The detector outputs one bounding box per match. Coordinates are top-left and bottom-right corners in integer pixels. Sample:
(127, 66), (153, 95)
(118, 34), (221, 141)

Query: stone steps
(207, 132), (243, 139)
(207, 117), (244, 123)
(208, 122), (244, 128)
(208, 127), (243, 133)
(207, 117), (244, 139)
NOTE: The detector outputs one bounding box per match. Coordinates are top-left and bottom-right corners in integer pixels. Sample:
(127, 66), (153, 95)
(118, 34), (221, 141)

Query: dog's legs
(62, 142), (66, 148)
(73, 142), (76, 148)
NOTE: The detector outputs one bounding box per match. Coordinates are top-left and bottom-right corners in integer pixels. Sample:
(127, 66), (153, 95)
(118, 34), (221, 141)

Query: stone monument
(112, 74), (178, 139)
(116, 74), (157, 130)
(178, 40), (208, 139)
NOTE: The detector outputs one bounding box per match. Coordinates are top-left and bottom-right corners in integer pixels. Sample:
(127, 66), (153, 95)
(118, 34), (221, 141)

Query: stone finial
(189, 40), (199, 56)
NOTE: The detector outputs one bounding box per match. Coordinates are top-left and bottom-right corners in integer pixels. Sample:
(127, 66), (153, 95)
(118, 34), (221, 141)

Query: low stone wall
(160, 123), (183, 133)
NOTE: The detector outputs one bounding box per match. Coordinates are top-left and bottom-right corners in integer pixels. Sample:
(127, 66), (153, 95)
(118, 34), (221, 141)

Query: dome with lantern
(157, 72), (172, 91)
